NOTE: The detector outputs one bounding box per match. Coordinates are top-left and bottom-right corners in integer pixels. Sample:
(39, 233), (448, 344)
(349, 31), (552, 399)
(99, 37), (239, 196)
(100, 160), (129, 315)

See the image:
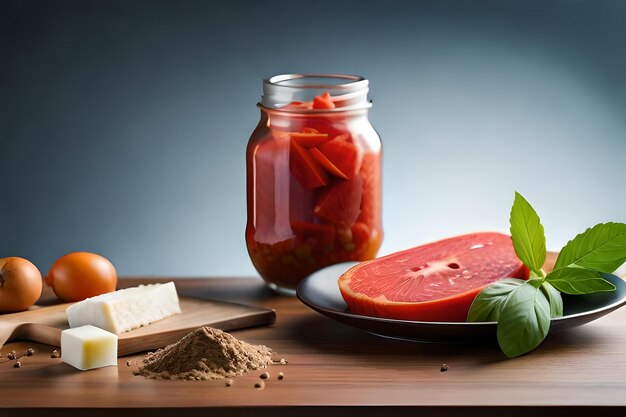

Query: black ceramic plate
(296, 262), (626, 343)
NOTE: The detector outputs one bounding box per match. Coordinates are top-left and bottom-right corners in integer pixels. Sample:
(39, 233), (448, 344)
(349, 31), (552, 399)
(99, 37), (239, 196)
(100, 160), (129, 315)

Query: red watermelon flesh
(252, 137), (294, 244)
(314, 176), (363, 226)
(338, 232), (528, 322)
(290, 132), (332, 148)
(309, 147), (349, 180)
(356, 152), (381, 227)
(289, 139), (329, 189)
(318, 134), (361, 179)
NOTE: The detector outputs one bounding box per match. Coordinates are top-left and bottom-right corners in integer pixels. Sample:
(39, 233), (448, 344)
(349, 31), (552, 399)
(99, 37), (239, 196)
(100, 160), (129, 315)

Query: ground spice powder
(134, 326), (274, 380)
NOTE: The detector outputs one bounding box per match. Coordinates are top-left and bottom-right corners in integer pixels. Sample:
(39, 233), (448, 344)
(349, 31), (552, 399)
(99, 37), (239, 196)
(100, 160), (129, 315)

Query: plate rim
(296, 262), (626, 327)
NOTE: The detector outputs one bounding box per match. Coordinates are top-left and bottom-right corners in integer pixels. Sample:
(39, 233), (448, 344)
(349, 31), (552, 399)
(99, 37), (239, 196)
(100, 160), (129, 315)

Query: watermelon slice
(289, 139), (328, 189)
(356, 152), (381, 226)
(309, 148), (349, 180)
(318, 134), (361, 179)
(312, 92), (336, 109)
(338, 232), (528, 322)
(290, 132), (331, 148)
(314, 176), (363, 226)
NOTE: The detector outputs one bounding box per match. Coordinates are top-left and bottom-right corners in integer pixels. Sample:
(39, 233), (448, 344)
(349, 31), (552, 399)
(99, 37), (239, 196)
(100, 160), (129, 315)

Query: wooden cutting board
(0, 296), (276, 356)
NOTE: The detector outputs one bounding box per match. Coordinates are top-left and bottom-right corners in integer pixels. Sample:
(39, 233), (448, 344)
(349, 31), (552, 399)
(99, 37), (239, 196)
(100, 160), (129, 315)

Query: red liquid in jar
(246, 89), (382, 290)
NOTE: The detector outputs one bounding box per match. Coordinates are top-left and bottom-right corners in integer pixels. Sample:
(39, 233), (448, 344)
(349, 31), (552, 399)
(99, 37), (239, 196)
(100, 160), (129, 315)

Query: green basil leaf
(541, 281), (563, 318)
(496, 282), (551, 358)
(510, 192), (546, 274)
(467, 278), (526, 322)
(554, 222), (626, 273)
(546, 267), (616, 295)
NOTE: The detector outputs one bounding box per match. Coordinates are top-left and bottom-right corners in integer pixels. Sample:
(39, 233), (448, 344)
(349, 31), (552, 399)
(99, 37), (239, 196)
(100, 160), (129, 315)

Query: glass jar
(246, 74), (382, 293)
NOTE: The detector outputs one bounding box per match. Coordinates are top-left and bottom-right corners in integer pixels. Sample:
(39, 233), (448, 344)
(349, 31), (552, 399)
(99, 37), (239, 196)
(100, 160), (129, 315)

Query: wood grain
(1, 253), (626, 416)
(0, 296), (275, 356)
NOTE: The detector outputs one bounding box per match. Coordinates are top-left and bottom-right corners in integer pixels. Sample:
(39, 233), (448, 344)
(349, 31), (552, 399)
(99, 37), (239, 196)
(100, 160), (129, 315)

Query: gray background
(1, 0), (625, 277)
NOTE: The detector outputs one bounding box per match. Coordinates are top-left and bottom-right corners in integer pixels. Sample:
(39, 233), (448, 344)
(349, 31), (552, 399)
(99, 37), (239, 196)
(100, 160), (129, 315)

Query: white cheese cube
(66, 282), (181, 334)
(61, 325), (118, 371)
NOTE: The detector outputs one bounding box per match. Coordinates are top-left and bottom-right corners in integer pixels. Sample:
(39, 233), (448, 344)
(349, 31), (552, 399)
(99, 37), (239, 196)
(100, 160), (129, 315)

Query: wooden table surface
(2, 263), (626, 416)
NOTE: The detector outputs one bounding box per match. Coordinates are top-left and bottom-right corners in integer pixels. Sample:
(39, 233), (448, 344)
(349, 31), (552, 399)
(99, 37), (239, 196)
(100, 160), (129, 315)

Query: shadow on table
(286, 313), (607, 365)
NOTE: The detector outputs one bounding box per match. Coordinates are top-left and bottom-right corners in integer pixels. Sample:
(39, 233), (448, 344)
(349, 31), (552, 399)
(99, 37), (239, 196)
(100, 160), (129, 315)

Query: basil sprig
(468, 192), (625, 358)
(554, 222), (626, 273)
(509, 192), (546, 275)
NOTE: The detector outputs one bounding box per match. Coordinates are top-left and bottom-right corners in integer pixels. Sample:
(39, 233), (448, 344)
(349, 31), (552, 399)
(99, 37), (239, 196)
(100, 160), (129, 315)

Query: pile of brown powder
(134, 326), (275, 380)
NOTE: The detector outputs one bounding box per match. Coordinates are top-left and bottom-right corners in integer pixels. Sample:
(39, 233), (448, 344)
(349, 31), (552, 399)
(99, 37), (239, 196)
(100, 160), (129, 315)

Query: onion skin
(0, 257), (43, 313)
(45, 252), (117, 302)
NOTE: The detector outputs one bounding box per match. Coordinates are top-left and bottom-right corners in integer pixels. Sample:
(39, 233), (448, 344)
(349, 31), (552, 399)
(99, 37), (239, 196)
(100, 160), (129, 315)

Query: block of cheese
(61, 325), (118, 370)
(66, 282), (181, 334)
